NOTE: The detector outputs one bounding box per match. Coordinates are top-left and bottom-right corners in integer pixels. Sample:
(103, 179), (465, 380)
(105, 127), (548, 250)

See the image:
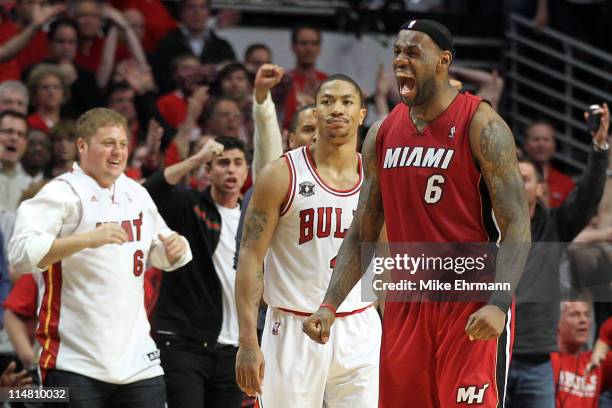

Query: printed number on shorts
(133, 250), (144, 276)
(424, 175), (445, 204)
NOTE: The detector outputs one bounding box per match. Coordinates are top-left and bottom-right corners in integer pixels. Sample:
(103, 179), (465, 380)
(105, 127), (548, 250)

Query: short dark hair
(291, 24), (321, 45)
(244, 43), (271, 61)
(216, 62), (249, 83)
(48, 17), (78, 41)
(290, 104), (315, 134)
(105, 81), (133, 104)
(178, 0), (208, 13)
(0, 110), (28, 130)
(215, 136), (246, 155)
(314, 74), (364, 107)
(518, 156), (544, 183)
(525, 118), (555, 139)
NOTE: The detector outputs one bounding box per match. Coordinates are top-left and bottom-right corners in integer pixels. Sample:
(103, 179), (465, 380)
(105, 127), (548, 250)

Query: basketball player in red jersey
(304, 20), (531, 407)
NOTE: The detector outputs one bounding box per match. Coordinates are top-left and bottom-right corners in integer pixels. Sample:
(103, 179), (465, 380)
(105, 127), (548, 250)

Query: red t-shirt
(16, 30), (48, 71)
(599, 317), (612, 346)
(551, 351), (602, 408)
(282, 69), (327, 130)
(548, 166), (575, 208)
(156, 91), (187, 129)
(76, 37), (131, 73)
(108, 0), (176, 53)
(27, 112), (51, 133)
(0, 19), (22, 81)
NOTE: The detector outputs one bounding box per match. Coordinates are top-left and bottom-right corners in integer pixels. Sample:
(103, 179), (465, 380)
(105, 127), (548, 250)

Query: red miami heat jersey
(264, 145), (371, 313)
(376, 92), (496, 244)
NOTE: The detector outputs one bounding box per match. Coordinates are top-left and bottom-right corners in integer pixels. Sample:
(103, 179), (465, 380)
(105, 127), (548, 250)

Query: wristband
(320, 303), (337, 315)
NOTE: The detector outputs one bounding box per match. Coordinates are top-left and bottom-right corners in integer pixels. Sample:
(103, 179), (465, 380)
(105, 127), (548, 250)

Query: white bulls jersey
(264, 145), (371, 313)
(9, 164), (192, 384)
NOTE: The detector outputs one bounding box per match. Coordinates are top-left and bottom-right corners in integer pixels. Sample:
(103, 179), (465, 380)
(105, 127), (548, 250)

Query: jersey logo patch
(449, 125), (456, 140)
(147, 350), (160, 362)
(90, 195), (98, 202)
(456, 383), (489, 404)
(272, 322), (281, 335)
(299, 181), (315, 197)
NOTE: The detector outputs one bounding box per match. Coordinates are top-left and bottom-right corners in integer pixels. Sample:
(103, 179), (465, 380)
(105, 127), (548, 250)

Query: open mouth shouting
(396, 72), (416, 99)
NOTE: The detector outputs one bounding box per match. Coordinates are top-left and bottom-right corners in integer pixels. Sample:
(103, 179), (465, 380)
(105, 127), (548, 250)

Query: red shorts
(379, 301), (514, 408)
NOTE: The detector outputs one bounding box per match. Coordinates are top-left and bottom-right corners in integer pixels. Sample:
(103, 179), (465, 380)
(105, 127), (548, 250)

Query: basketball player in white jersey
(235, 74), (380, 407)
(9, 108), (192, 407)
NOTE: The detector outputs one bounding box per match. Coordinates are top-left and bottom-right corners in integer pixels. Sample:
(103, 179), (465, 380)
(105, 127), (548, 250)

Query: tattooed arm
(465, 102), (531, 340)
(303, 120), (386, 344)
(235, 158), (289, 396)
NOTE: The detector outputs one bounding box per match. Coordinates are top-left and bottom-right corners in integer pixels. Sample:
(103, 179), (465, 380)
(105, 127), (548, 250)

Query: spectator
(143, 136), (248, 408)
(0, 110), (31, 212)
(47, 119), (76, 178)
(108, 0), (177, 54)
(3, 274), (39, 372)
(523, 119), (575, 208)
(8, 107), (192, 406)
(0, 3), (64, 75)
(282, 24), (327, 129)
(551, 302), (605, 407)
(214, 62), (253, 147)
(95, 5), (149, 89)
(0, 81), (28, 114)
(20, 128), (50, 182)
(26, 63), (70, 133)
(243, 43), (272, 75)
(153, 0), (235, 93)
(10, 0), (51, 69)
(107, 81), (140, 150)
(71, 0), (106, 72)
(23, 17), (102, 115)
(202, 97), (242, 139)
(156, 54), (203, 130)
(507, 104), (609, 408)
(448, 66), (505, 111)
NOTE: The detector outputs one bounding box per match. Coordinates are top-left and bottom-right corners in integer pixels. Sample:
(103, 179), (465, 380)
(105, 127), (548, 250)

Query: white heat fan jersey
(264, 145), (372, 313)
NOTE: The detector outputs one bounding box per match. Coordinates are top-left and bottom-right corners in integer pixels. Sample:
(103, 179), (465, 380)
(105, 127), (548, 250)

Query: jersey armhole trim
(280, 154), (296, 216)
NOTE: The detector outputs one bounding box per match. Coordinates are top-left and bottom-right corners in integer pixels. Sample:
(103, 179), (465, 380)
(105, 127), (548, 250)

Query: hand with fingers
(159, 233), (187, 265)
(585, 102), (610, 150)
(302, 306), (336, 345)
(0, 362), (32, 388)
(236, 344), (265, 397)
(31, 3), (65, 30)
(254, 64), (285, 104)
(465, 304), (506, 341)
(194, 138), (224, 165)
(85, 224), (129, 248)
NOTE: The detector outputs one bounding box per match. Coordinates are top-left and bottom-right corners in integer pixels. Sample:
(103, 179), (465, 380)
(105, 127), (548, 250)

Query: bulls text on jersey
(383, 146), (454, 169)
(299, 207), (353, 245)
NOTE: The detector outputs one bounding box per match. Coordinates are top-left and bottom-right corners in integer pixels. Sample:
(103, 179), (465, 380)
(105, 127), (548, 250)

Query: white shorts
(259, 305), (381, 408)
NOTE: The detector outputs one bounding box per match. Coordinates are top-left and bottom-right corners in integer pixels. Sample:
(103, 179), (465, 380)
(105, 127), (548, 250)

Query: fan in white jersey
(236, 74), (381, 407)
(9, 108), (192, 408)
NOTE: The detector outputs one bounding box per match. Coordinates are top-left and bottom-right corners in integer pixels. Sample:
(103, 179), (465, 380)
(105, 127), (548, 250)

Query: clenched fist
(465, 304), (507, 341)
(159, 233), (187, 265)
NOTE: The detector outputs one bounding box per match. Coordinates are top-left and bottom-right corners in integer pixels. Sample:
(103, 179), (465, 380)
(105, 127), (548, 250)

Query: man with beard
(303, 20), (531, 407)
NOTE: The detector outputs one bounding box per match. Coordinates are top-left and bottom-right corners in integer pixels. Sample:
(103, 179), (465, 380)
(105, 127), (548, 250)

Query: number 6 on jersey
(424, 175), (445, 204)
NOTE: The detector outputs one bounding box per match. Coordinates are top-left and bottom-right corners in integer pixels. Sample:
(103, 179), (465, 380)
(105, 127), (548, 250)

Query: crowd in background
(0, 0), (612, 407)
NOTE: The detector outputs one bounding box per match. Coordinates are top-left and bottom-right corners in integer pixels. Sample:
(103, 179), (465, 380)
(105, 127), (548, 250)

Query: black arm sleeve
(554, 147), (609, 242)
(143, 171), (187, 226)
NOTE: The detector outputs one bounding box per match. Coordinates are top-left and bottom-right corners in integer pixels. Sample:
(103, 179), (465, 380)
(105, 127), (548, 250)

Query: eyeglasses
(0, 128), (26, 138)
